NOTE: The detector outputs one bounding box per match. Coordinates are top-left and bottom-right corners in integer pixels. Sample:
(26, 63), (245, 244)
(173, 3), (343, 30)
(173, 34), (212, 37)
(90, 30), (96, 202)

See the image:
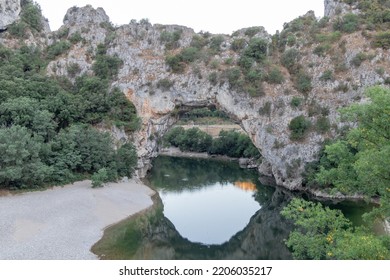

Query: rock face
(9, 2), (388, 192)
(0, 0), (21, 30)
(44, 3), (390, 191)
(324, 0), (359, 17)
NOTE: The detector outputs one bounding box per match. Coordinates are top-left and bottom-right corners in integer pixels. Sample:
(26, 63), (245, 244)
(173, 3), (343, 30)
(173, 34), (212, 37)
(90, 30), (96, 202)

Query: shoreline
(0, 179), (155, 260)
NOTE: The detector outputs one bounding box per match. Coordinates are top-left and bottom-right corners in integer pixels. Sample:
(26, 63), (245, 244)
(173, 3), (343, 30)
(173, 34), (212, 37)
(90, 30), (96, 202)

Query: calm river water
(93, 156), (371, 260)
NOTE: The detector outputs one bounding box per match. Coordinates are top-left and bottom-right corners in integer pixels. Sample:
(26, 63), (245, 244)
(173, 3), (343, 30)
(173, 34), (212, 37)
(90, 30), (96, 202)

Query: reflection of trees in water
(146, 156), (263, 192)
(133, 188), (293, 260)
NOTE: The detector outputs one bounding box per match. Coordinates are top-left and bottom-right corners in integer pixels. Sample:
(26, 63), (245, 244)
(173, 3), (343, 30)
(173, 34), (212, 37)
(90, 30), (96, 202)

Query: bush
(295, 71), (312, 94)
(320, 70), (334, 81)
(313, 44), (331, 57)
(160, 30), (182, 49)
(351, 52), (367, 67)
(115, 143), (137, 178)
(92, 44), (123, 80)
(290, 96), (303, 108)
(289, 115), (311, 140)
(281, 48), (300, 74)
(209, 130), (260, 158)
(267, 67), (284, 84)
(46, 41), (71, 60)
(67, 62), (81, 77)
(69, 32), (83, 44)
(8, 22), (28, 38)
(225, 67), (242, 88)
(258, 101), (272, 116)
(91, 168), (109, 188)
(180, 47), (200, 63)
(373, 31), (390, 49)
(316, 116), (331, 134)
(243, 38), (268, 63)
(333, 13), (359, 33)
(209, 35), (225, 52)
(244, 27), (261, 37)
(315, 31), (341, 43)
(156, 78), (174, 91)
(21, 0), (43, 32)
(165, 55), (186, 73)
(208, 72), (218, 85)
(231, 38), (246, 52)
(190, 35), (208, 49)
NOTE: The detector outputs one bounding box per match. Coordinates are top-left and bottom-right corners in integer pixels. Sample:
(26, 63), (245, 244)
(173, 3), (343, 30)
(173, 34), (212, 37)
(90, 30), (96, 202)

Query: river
(92, 156), (371, 260)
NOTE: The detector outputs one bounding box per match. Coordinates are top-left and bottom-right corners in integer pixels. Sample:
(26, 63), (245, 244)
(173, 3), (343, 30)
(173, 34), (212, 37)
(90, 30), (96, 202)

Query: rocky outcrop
(0, 0), (373, 193)
(0, 0), (21, 30)
(42, 3), (390, 190)
(324, 0), (359, 17)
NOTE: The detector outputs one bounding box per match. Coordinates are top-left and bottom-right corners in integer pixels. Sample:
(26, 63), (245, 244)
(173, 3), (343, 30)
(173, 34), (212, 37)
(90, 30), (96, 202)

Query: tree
(281, 198), (390, 260)
(91, 168), (109, 188)
(289, 115), (311, 140)
(315, 86), (390, 219)
(116, 143), (138, 178)
(243, 38), (268, 63)
(0, 126), (51, 189)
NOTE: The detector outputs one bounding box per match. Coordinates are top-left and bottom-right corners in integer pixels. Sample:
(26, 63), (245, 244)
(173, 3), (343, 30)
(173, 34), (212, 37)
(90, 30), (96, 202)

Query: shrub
(244, 27), (261, 37)
(225, 67), (242, 88)
(289, 115), (311, 140)
(290, 96), (303, 108)
(373, 31), (390, 49)
(180, 47), (200, 63)
(295, 71), (312, 94)
(281, 48), (300, 74)
(165, 55), (186, 73)
(316, 116), (331, 134)
(46, 40), (71, 60)
(315, 31), (341, 43)
(67, 62), (81, 77)
(267, 67), (285, 84)
(91, 168), (109, 188)
(69, 32), (83, 44)
(160, 30), (182, 49)
(92, 45), (123, 80)
(287, 35), (297, 46)
(243, 38), (268, 63)
(190, 35), (208, 49)
(351, 52), (367, 67)
(313, 44), (331, 57)
(209, 35), (225, 52)
(208, 72), (218, 85)
(320, 70), (334, 81)
(231, 38), (246, 52)
(238, 56), (254, 70)
(258, 101), (272, 116)
(8, 22), (28, 38)
(21, 0), (43, 32)
(333, 13), (359, 33)
(156, 78), (174, 91)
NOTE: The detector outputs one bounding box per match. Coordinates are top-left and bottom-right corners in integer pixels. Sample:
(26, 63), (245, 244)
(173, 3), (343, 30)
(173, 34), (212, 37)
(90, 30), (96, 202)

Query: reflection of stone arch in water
(133, 189), (293, 260)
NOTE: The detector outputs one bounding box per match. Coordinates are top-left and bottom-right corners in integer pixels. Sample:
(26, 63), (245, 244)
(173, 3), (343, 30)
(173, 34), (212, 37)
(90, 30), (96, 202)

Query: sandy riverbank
(0, 179), (155, 260)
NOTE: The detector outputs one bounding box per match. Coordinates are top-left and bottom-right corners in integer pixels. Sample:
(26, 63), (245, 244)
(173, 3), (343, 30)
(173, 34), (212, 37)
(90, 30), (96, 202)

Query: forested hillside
(0, 3), (139, 189)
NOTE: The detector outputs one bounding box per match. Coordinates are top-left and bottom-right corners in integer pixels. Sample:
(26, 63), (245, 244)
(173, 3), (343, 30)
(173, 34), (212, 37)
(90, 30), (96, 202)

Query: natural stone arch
(125, 83), (320, 191)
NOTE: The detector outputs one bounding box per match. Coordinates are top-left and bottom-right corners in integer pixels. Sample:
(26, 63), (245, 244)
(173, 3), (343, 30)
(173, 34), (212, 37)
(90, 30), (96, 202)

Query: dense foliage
(306, 87), (390, 219)
(282, 199), (390, 260)
(164, 127), (261, 159)
(0, 42), (139, 189)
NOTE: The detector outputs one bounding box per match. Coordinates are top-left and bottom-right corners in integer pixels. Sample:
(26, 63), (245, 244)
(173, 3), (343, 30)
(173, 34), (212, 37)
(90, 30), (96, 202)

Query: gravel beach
(0, 180), (155, 260)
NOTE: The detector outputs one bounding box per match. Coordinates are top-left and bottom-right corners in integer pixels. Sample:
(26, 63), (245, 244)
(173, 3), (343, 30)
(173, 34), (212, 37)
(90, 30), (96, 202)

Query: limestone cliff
(0, 0), (21, 30)
(2, 1), (389, 192)
(324, 0), (359, 17)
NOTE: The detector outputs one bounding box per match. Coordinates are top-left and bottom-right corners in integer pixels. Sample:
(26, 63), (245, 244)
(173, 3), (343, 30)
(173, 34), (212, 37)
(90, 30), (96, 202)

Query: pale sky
(35, 0), (325, 35)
